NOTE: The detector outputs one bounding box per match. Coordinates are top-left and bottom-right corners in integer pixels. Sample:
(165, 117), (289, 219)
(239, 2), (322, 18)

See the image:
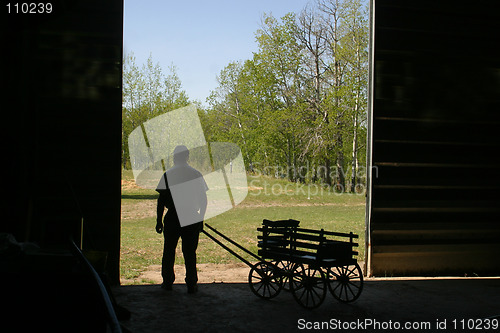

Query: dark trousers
(162, 221), (200, 287)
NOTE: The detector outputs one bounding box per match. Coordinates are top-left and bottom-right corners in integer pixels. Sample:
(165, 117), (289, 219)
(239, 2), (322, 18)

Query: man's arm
(156, 193), (166, 234)
(196, 190), (207, 233)
(199, 192), (207, 221)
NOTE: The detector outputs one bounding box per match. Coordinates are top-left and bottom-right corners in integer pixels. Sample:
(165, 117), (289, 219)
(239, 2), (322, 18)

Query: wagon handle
(201, 229), (254, 267)
(204, 223), (262, 263)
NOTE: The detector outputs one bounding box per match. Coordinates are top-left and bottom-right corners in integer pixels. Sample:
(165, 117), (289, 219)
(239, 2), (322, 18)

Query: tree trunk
(350, 37), (363, 193)
(234, 95), (252, 166)
(287, 136), (293, 181)
(335, 116), (345, 192)
(325, 156), (332, 186)
(350, 112), (358, 193)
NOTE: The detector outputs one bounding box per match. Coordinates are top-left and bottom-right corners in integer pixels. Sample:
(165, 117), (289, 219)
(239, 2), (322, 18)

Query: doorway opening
(120, 0), (371, 285)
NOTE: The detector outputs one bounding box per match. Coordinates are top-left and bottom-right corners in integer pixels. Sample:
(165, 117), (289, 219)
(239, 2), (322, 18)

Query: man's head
(173, 145), (189, 165)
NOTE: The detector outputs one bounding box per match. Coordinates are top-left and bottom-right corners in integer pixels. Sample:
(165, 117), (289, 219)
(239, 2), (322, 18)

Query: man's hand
(156, 219), (164, 234)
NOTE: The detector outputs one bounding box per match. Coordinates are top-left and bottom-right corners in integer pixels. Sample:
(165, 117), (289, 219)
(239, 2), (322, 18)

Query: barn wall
(2, 1), (123, 284)
(368, 0), (500, 276)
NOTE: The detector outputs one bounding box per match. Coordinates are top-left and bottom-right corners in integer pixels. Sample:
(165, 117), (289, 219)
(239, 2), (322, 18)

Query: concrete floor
(113, 277), (500, 333)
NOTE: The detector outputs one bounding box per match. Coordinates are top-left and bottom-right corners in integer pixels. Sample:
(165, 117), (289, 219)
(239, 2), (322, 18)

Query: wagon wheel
(272, 260), (295, 291)
(248, 261), (283, 299)
(290, 264), (327, 309)
(327, 263), (363, 303)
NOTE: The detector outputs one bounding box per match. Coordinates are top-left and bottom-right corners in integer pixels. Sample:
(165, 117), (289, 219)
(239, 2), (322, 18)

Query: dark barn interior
(1, 0), (499, 332)
(367, 0), (500, 276)
(1, 0), (123, 331)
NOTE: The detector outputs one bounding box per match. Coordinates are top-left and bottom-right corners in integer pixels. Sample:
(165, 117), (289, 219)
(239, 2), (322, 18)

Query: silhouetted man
(156, 145), (208, 293)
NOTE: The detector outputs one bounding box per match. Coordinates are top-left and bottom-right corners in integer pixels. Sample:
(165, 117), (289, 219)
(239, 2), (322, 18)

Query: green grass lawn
(120, 170), (366, 282)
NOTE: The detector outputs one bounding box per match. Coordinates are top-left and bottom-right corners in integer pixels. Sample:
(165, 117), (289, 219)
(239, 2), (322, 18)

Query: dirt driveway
(120, 262), (251, 285)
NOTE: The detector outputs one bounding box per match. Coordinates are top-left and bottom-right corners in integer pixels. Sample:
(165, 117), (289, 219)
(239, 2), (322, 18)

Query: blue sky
(124, 0), (311, 105)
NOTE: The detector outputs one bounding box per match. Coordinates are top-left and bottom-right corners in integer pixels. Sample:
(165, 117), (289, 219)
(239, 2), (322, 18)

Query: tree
(253, 13), (306, 181)
(207, 61), (252, 163)
(293, 4), (336, 185)
(122, 52), (190, 168)
(204, 1), (369, 190)
(338, 0), (369, 192)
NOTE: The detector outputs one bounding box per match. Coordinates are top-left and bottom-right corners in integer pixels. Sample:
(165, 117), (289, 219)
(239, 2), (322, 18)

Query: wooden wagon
(248, 219), (363, 309)
(203, 219), (363, 309)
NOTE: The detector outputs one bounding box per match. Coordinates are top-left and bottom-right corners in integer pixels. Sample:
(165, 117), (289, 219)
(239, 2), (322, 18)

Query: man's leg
(162, 225), (180, 289)
(181, 224), (200, 292)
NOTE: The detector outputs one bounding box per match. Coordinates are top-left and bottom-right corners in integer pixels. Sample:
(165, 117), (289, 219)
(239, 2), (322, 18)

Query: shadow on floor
(113, 278), (500, 333)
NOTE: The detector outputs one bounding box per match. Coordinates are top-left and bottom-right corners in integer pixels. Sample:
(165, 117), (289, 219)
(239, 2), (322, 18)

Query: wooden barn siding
(368, 0), (500, 276)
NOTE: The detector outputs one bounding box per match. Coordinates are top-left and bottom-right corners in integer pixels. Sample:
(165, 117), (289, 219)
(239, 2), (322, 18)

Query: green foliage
(203, 0), (369, 191)
(122, 52), (191, 168)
